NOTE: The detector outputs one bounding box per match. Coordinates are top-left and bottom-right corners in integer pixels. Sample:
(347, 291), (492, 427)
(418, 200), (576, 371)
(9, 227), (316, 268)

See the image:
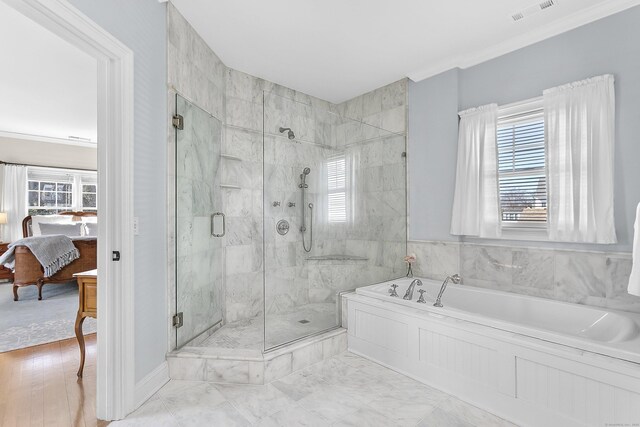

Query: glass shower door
(175, 94), (224, 348)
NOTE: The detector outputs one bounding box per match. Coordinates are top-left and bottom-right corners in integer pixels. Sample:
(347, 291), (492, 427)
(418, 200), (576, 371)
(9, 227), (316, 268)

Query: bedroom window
(497, 99), (547, 228)
(327, 154), (347, 223)
(27, 167), (97, 215)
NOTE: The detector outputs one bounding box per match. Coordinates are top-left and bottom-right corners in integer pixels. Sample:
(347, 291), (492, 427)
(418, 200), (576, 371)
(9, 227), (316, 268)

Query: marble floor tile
(113, 352), (516, 427)
(271, 369), (328, 401)
(171, 401), (251, 427)
(416, 408), (475, 427)
(333, 407), (402, 427)
(216, 383), (297, 424)
(254, 405), (331, 426)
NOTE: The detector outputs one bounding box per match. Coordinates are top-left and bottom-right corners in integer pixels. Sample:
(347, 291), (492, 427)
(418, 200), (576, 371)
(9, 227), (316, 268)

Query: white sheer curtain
(0, 164), (28, 242)
(450, 104), (501, 238)
(544, 74), (616, 243)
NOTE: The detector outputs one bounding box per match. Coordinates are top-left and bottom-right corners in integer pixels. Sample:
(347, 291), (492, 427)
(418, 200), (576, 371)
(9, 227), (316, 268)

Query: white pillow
(30, 215), (74, 237)
(39, 222), (84, 237)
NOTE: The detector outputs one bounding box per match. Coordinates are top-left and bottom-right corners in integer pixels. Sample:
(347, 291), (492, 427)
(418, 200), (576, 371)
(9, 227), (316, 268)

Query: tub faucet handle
(389, 284), (399, 297)
(417, 289), (427, 303)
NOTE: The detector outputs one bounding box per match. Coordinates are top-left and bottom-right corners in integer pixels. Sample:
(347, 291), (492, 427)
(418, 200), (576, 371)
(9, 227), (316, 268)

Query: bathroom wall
(407, 6), (640, 313)
(68, 0), (168, 382)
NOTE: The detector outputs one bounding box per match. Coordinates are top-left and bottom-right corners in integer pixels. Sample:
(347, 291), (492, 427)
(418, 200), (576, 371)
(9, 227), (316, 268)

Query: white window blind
(327, 155), (347, 223)
(497, 104), (547, 226)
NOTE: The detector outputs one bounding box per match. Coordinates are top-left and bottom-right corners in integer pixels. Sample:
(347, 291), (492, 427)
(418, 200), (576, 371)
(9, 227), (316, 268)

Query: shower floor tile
(200, 303), (337, 350)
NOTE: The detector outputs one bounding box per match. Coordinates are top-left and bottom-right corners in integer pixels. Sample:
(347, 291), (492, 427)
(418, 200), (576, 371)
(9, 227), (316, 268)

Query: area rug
(0, 281), (96, 353)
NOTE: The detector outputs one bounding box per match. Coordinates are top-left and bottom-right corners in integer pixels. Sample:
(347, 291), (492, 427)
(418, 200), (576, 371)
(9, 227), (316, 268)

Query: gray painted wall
(408, 69), (460, 243)
(409, 6), (640, 252)
(68, 0), (168, 381)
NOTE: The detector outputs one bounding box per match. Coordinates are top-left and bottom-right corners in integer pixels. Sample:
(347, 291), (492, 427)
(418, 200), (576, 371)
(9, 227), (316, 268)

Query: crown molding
(408, 0), (640, 82)
(0, 130), (97, 148)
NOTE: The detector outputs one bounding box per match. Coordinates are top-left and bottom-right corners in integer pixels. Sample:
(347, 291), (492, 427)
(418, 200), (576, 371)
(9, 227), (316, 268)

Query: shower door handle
(211, 212), (225, 237)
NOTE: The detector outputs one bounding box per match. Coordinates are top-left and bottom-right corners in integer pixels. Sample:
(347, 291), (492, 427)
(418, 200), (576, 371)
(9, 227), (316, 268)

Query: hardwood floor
(0, 334), (109, 427)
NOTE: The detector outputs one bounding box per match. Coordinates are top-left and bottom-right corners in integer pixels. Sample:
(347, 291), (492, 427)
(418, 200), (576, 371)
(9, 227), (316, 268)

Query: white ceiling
(0, 1), (97, 143)
(170, 0), (640, 104)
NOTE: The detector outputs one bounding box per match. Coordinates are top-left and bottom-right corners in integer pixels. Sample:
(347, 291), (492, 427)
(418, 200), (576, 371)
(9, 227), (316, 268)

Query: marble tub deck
(116, 352), (515, 426)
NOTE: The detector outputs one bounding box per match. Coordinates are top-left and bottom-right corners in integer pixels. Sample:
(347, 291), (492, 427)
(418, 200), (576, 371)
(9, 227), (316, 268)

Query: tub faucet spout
(433, 274), (461, 308)
(403, 279), (423, 300)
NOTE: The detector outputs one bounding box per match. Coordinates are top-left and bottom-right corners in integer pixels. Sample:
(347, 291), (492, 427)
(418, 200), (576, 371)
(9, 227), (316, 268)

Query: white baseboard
(134, 361), (169, 408)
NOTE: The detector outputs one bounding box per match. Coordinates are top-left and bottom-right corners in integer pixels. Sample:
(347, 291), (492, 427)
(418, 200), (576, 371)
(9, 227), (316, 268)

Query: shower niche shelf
(220, 153), (243, 161)
(219, 184), (241, 189)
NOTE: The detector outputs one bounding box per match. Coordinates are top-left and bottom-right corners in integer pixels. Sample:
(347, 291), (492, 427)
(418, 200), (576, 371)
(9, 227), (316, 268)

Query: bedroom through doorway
(0, 0), (100, 406)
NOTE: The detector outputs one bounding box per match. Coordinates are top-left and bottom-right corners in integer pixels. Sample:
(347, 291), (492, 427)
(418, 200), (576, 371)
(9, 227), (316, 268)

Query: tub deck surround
(347, 278), (640, 427)
(167, 328), (347, 385)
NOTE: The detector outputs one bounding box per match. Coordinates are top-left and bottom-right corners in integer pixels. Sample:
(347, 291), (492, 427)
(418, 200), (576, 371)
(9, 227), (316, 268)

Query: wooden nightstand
(0, 242), (14, 282)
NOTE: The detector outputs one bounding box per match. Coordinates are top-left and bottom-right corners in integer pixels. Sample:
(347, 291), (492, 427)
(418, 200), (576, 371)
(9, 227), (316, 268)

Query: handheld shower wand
(299, 167), (313, 252)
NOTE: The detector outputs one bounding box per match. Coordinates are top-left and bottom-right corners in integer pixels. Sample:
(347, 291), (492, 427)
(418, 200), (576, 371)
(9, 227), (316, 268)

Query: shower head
(302, 167), (311, 175)
(279, 127), (295, 140)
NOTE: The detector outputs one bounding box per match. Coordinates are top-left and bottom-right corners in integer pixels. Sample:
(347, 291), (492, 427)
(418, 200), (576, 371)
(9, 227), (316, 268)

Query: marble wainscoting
(408, 240), (640, 313)
(167, 328), (347, 386)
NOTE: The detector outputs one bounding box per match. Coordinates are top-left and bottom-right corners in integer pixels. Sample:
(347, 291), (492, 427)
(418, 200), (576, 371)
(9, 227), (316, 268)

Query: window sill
(500, 226), (549, 241)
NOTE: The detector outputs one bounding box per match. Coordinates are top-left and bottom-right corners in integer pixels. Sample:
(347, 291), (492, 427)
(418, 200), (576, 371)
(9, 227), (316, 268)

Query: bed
(12, 212), (97, 301)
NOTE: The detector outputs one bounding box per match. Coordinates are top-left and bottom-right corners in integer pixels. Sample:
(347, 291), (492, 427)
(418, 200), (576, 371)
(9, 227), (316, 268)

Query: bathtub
(356, 277), (640, 363)
(346, 277), (640, 426)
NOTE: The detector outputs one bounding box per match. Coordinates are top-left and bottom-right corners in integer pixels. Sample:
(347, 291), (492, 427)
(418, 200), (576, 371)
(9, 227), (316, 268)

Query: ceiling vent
(539, 0), (555, 10)
(511, 0), (557, 22)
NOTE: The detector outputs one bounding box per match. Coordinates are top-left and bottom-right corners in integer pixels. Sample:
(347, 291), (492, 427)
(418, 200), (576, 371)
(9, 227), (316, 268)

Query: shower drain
(298, 319), (310, 324)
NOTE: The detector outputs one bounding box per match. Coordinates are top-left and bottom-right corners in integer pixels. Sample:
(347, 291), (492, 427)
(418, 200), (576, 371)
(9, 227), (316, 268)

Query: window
(82, 183), (97, 211)
(497, 99), (547, 227)
(327, 154), (347, 223)
(27, 167), (97, 215)
(28, 178), (73, 215)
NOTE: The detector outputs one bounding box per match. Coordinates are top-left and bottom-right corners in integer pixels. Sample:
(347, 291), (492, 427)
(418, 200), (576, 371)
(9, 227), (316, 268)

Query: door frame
(4, 0), (135, 420)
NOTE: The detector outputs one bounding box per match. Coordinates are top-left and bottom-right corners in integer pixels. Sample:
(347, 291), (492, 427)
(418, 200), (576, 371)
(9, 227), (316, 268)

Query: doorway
(1, 0), (135, 420)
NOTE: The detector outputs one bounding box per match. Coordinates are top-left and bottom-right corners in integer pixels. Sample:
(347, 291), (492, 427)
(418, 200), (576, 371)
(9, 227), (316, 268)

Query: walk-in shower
(299, 167), (313, 252)
(173, 90), (407, 353)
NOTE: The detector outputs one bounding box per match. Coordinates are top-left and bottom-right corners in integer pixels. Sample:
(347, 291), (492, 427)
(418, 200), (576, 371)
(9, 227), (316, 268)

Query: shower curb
(166, 328), (347, 385)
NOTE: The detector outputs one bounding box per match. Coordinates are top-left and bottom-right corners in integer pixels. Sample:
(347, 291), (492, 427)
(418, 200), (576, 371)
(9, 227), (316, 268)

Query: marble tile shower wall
(323, 81), (408, 295)
(407, 241), (640, 313)
(226, 71), (356, 319)
(167, 4), (227, 349)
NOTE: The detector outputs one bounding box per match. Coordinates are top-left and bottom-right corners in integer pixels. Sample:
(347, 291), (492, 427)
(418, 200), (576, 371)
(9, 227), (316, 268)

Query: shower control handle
(211, 212), (225, 237)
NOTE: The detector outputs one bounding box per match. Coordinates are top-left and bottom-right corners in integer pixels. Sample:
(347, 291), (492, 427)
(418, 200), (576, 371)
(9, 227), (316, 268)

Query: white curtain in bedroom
(0, 164), (28, 242)
(544, 74), (616, 243)
(450, 103), (501, 238)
